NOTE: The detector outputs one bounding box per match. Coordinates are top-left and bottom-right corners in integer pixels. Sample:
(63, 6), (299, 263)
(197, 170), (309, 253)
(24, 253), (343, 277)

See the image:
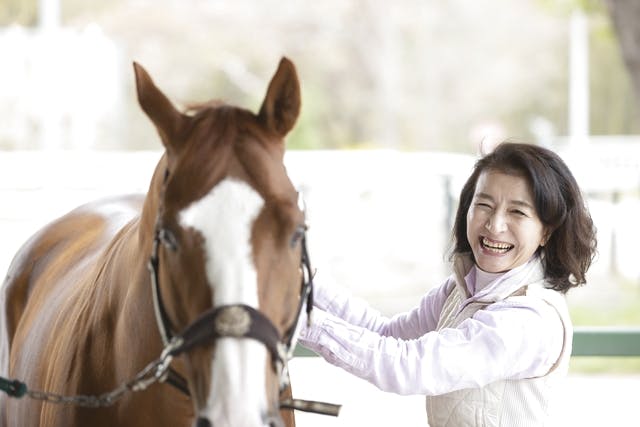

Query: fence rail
(572, 327), (640, 356)
(294, 327), (640, 358)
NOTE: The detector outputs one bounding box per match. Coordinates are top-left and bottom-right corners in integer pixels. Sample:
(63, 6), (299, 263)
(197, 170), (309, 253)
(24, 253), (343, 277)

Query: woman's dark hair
(451, 142), (597, 293)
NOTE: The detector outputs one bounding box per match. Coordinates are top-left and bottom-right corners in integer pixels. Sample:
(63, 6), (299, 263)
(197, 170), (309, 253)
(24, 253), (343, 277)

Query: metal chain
(11, 337), (182, 408)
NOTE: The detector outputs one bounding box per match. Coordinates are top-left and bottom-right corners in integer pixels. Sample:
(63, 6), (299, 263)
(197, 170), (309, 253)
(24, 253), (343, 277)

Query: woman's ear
(540, 229), (552, 247)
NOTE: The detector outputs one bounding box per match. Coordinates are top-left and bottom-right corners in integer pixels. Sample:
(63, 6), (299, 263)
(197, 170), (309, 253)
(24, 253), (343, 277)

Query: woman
(299, 142), (597, 426)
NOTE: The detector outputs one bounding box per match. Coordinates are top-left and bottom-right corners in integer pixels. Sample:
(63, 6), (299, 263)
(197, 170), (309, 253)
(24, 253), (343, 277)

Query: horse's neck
(105, 221), (162, 363)
(34, 217), (183, 425)
(68, 218), (162, 381)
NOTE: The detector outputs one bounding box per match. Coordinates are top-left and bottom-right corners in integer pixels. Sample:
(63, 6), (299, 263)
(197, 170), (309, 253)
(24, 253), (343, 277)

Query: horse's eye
(159, 228), (179, 251)
(289, 224), (306, 248)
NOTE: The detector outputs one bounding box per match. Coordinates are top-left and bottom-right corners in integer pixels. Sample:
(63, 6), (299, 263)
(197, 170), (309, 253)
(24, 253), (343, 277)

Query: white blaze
(180, 178), (267, 426)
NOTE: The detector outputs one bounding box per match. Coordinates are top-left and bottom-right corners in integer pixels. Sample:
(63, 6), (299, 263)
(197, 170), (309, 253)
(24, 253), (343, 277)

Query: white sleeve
(298, 296), (564, 396)
(312, 269), (451, 338)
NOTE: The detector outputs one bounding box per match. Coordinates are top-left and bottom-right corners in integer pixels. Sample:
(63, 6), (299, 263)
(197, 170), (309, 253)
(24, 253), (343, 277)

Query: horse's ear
(133, 62), (185, 152)
(258, 57), (301, 137)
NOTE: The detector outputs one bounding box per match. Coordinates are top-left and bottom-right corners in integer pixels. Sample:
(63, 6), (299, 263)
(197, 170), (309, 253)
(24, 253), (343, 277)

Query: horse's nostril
(266, 414), (285, 427)
(195, 417), (212, 427)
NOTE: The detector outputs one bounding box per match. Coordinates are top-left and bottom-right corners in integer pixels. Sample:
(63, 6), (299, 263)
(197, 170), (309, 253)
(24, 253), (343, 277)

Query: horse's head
(134, 58), (306, 427)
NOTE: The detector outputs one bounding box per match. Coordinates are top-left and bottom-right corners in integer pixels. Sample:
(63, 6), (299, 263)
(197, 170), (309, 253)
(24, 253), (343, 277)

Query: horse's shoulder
(63, 194), (144, 234)
(1, 194), (144, 348)
(1, 224), (49, 350)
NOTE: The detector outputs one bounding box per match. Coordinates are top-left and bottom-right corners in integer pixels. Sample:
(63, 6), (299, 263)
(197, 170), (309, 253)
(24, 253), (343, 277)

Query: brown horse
(0, 57), (307, 427)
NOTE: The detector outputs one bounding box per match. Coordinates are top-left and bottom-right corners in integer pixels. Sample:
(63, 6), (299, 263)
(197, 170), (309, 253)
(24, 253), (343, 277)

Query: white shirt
(298, 256), (565, 396)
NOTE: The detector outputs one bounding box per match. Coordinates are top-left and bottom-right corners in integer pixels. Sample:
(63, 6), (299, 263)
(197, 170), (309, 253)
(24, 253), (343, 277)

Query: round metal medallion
(215, 306), (252, 337)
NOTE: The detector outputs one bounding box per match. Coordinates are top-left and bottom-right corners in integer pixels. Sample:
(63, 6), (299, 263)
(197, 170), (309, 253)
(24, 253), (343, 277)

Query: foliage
(590, 18), (640, 134)
(0, 1), (638, 150)
(570, 357), (640, 374)
(0, 0), (37, 26)
(536, 0), (606, 16)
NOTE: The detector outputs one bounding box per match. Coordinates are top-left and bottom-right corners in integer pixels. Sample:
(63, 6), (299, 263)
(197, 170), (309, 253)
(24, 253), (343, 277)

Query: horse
(0, 57), (310, 427)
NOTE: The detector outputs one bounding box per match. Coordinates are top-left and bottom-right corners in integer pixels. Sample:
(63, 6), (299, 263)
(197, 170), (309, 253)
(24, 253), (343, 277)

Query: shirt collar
(454, 253), (545, 302)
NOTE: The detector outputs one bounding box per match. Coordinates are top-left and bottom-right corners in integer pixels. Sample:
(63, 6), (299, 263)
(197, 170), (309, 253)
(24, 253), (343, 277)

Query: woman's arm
(312, 270), (453, 338)
(298, 295), (564, 396)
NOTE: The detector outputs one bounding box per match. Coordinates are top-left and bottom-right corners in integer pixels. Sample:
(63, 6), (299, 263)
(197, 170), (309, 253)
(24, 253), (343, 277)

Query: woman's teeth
(481, 237), (513, 253)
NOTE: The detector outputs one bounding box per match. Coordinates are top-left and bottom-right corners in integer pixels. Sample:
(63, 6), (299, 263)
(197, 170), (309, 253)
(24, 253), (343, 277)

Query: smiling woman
(297, 142), (597, 427)
(466, 170), (548, 274)
(453, 142), (598, 292)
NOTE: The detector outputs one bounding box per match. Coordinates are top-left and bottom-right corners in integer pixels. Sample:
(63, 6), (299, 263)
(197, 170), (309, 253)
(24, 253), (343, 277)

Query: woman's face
(466, 170), (548, 273)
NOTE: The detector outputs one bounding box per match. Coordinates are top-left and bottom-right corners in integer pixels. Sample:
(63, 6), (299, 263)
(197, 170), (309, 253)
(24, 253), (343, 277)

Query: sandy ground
(289, 357), (640, 427)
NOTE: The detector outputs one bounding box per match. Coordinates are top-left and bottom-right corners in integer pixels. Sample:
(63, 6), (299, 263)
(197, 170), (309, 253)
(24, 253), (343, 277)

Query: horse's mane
(184, 100), (226, 116)
(164, 104), (241, 214)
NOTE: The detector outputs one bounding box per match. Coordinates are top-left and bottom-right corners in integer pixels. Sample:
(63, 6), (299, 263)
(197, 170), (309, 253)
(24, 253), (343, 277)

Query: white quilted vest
(425, 259), (572, 427)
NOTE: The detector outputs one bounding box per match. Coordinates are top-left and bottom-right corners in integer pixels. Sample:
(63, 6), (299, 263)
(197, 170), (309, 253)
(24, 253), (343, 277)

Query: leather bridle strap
(147, 229), (190, 396)
(167, 304), (283, 369)
(164, 368), (190, 397)
(147, 228), (176, 346)
(282, 234), (314, 352)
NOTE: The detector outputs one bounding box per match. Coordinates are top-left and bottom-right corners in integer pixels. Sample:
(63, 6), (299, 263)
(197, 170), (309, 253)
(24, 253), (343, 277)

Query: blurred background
(1, 0), (639, 151)
(1, 0), (639, 425)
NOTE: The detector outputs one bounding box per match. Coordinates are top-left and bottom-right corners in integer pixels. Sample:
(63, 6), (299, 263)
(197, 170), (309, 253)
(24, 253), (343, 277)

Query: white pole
(38, 0), (62, 150)
(569, 10), (589, 147)
(38, 0), (60, 31)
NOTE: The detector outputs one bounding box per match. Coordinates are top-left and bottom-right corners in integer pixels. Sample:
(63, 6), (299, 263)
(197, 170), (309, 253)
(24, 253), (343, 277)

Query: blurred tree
(0, 0), (37, 26)
(604, 0), (640, 118)
(2, 0), (635, 150)
(589, 11), (640, 134)
(537, 0), (639, 134)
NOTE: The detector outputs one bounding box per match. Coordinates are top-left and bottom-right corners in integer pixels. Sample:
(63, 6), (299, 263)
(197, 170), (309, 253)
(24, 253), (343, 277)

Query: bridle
(147, 225), (313, 390)
(146, 200), (340, 417)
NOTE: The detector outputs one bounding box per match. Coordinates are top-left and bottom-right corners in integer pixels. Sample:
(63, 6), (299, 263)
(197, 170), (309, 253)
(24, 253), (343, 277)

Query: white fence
(0, 25), (122, 150)
(1, 148), (639, 311)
